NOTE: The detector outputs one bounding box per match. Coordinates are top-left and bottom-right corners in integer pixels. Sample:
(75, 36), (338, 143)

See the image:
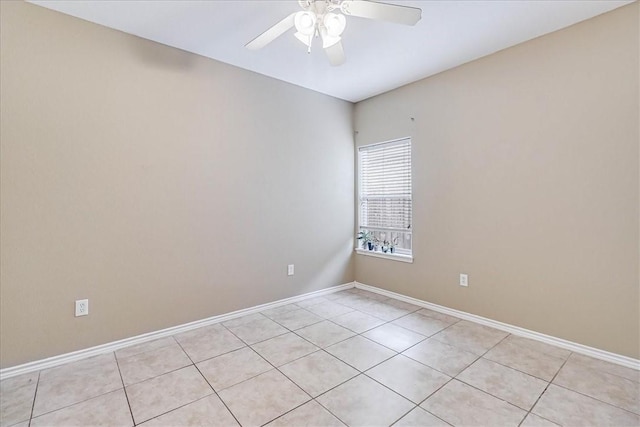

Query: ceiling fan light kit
(246, 0), (422, 66)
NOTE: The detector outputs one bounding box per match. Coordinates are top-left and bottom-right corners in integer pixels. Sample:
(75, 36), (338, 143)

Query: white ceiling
(30, 0), (632, 103)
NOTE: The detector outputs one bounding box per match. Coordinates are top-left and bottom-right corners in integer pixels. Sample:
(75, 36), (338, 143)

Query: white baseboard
(354, 282), (640, 371)
(0, 282), (356, 380)
(4, 280), (637, 379)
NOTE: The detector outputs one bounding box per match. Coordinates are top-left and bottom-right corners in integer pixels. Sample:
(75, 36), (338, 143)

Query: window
(357, 138), (412, 261)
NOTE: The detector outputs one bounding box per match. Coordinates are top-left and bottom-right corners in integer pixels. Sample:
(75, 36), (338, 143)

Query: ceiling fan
(245, 0), (422, 66)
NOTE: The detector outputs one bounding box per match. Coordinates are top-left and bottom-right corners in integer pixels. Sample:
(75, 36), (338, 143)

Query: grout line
(114, 337), (178, 361)
(449, 377), (527, 411)
(482, 353), (564, 383)
(258, 399), (315, 427)
(269, 299), (448, 423)
(550, 382), (640, 417)
(173, 339), (243, 427)
(27, 388), (128, 424)
(411, 378), (457, 425)
(311, 398), (351, 427)
(22, 355), (125, 421)
(440, 334), (539, 413)
(250, 344), (320, 369)
(387, 404), (419, 427)
(26, 371), (41, 427)
(219, 320), (317, 415)
(121, 363), (196, 388)
(192, 369), (242, 427)
(517, 355), (571, 426)
(113, 351), (137, 426)
(264, 313), (326, 333)
(247, 295), (421, 425)
(220, 322), (321, 425)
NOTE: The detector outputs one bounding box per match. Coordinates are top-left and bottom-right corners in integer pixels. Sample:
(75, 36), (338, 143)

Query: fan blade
(325, 40), (346, 66)
(341, 0), (421, 26)
(245, 13), (296, 50)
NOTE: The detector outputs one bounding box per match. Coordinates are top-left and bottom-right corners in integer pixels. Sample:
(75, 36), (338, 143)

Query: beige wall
(0, 1), (355, 368)
(1, 1), (638, 369)
(355, 3), (639, 358)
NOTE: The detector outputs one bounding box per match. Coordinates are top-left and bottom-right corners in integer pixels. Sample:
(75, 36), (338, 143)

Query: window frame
(356, 137), (413, 263)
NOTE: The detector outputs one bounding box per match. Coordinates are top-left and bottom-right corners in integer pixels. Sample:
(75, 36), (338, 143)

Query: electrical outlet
(75, 299), (89, 317)
(459, 274), (468, 287)
(287, 264), (294, 276)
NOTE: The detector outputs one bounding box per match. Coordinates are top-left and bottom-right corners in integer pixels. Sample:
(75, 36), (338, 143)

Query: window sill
(355, 248), (413, 263)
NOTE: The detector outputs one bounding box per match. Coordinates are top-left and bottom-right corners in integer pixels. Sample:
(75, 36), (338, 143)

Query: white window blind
(358, 138), (412, 254)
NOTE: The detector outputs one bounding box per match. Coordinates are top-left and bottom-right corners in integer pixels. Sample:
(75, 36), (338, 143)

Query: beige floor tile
(115, 337), (177, 359)
(421, 380), (526, 427)
(324, 290), (353, 301)
(30, 389), (132, 427)
(196, 347), (271, 391)
(330, 293), (373, 308)
(416, 309), (461, 325)
(345, 288), (369, 295)
(317, 375), (414, 427)
(218, 370), (310, 427)
(338, 297), (381, 312)
(457, 358), (548, 410)
(330, 310), (386, 333)
(295, 321), (355, 348)
(392, 313), (452, 337)
(326, 336), (395, 371)
(367, 355), (450, 404)
(553, 359), (640, 414)
(33, 353), (122, 417)
(363, 324), (425, 352)
(568, 353), (640, 383)
(0, 371), (38, 427)
(483, 337), (566, 381)
(501, 335), (570, 360)
(532, 384), (640, 427)
(403, 338), (478, 376)
(520, 413), (560, 426)
(431, 321), (508, 355)
(296, 296), (330, 308)
(306, 301), (354, 319)
(280, 351), (358, 397)
(267, 308), (323, 330)
(174, 324), (245, 362)
(350, 289), (390, 302)
(126, 365), (212, 424)
(117, 342), (192, 386)
(225, 316), (288, 345)
(141, 395), (239, 426)
(266, 400), (345, 427)
(385, 299), (422, 313)
(393, 407), (450, 427)
(260, 304), (301, 318)
(222, 313), (267, 329)
(37, 352), (114, 383)
(358, 300), (413, 321)
(251, 332), (318, 366)
(4, 422), (29, 427)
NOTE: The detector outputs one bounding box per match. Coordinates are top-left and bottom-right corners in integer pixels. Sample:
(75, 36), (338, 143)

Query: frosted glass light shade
(294, 11), (316, 36)
(324, 13), (346, 37)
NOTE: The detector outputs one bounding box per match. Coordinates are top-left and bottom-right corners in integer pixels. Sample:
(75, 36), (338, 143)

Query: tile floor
(1, 288), (639, 427)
